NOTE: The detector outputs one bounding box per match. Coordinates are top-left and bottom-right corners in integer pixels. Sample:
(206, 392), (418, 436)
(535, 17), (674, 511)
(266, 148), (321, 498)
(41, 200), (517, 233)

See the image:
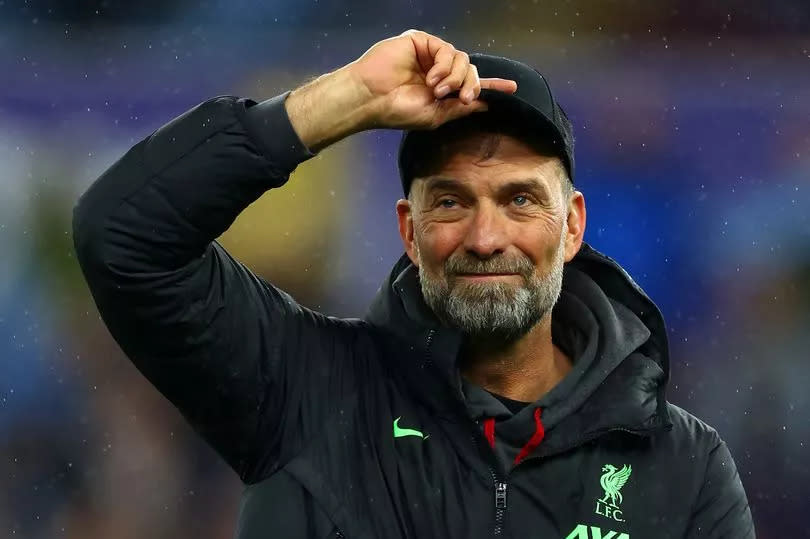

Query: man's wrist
(284, 66), (378, 153)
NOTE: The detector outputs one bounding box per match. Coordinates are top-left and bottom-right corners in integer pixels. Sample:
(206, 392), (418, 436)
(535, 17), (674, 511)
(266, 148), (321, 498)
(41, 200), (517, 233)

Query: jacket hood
(364, 242), (673, 454)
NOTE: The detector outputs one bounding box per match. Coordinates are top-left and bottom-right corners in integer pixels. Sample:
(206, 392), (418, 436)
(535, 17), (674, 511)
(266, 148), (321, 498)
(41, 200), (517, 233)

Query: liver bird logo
(599, 464), (632, 508)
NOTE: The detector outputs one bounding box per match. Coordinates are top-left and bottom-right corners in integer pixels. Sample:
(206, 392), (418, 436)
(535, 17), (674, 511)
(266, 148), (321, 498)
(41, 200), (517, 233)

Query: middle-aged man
(73, 30), (755, 538)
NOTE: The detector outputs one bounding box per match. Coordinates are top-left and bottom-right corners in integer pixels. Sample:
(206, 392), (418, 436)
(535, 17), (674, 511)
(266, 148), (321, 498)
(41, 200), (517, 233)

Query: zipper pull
(494, 481), (507, 509)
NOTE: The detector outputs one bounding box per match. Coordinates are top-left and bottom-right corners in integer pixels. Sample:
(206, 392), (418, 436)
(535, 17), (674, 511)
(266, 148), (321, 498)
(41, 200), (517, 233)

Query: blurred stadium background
(1, 0), (808, 536)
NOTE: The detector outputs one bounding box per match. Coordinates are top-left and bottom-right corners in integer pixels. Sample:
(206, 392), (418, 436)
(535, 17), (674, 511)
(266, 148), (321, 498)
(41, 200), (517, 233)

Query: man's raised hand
(348, 29), (518, 130)
(284, 29), (517, 152)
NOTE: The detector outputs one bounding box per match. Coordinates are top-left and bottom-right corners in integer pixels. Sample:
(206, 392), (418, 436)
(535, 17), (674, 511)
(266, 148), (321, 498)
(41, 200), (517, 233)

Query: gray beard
(417, 230), (566, 343)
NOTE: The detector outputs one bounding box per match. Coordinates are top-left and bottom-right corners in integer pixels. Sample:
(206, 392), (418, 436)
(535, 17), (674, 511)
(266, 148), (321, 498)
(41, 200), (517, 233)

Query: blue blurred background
(1, 1), (808, 536)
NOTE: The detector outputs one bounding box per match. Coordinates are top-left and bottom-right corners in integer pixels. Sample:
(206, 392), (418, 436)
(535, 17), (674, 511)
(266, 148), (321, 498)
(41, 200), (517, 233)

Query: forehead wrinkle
(421, 176), (551, 200)
(422, 177), (474, 197)
(497, 178), (551, 199)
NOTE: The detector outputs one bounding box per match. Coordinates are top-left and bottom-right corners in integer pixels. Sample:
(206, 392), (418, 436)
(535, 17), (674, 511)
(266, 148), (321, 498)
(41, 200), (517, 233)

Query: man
(72, 29), (754, 538)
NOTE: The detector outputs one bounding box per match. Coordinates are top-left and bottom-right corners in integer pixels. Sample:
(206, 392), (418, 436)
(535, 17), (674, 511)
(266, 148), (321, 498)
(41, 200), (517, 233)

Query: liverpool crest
(594, 464), (632, 522)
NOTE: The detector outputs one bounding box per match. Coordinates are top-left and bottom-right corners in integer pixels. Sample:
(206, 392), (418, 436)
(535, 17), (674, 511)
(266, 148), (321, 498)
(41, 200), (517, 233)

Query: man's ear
(396, 198), (419, 267)
(564, 190), (586, 262)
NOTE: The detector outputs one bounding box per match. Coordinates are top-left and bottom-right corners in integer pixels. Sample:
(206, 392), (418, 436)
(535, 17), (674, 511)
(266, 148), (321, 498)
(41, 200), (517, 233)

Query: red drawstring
(482, 407), (546, 466)
(514, 407), (545, 465)
(483, 417), (496, 449)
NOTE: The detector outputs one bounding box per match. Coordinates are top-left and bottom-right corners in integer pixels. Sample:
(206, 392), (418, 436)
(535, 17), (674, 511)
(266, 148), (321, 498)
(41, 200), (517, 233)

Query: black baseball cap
(397, 53), (574, 196)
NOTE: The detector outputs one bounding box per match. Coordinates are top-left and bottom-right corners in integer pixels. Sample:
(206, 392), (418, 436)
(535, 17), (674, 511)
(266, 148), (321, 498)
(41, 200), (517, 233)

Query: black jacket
(72, 92), (755, 538)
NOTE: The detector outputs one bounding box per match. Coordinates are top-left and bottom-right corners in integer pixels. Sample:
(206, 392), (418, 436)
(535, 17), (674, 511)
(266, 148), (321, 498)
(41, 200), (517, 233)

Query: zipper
(479, 434), (508, 536)
(335, 530), (344, 539)
(422, 329), (436, 369)
(424, 329), (509, 537)
(493, 481), (507, 534)
(470, 426), (509, 536)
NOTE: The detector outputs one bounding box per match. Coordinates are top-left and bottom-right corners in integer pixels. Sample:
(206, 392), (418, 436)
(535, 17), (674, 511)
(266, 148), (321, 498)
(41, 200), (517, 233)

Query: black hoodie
(72, 92), (755, 538)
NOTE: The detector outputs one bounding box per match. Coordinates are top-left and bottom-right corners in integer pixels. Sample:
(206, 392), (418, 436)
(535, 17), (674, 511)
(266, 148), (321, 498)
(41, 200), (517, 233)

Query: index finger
(480, 78), (518, 94)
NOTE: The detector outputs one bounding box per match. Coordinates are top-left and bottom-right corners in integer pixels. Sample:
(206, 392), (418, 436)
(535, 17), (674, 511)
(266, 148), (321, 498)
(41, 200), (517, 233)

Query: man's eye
(513, 195), (529, 206)
(439, 199), (457, 208)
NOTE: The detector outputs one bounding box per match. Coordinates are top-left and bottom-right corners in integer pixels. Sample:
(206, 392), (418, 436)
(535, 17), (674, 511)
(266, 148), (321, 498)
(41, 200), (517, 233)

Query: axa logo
(564, 524), (630, 539)
(595, 464), (631, 522)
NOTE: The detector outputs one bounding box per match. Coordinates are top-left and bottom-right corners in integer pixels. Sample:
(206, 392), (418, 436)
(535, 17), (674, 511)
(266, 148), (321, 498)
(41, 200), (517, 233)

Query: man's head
(395, 113), (586, 342)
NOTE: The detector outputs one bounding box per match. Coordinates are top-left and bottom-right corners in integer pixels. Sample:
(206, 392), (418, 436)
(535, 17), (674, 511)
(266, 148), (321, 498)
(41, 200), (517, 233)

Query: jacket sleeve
(685, 439), (756, 538)
(72, 92), (366, 483)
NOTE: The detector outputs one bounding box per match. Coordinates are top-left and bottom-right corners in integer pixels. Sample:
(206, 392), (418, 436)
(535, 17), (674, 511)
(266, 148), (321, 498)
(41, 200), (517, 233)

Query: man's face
(396, 133), (585, 342)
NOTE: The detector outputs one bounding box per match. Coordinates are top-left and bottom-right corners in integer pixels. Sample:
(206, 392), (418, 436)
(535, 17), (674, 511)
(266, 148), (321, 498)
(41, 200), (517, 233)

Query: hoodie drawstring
(482, 407), (545, 466)
(483, 415), (496, 448)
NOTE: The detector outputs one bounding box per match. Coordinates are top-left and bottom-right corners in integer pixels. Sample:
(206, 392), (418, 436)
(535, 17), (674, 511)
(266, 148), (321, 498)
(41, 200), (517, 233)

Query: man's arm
(685, 440), (755, 538)
(72, 29), (515, 482)
(72, 92), (347, 482)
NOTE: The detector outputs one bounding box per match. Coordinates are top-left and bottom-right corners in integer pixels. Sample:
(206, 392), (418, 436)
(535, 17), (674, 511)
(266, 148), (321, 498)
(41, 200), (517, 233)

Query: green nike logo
(393, 417), (428, 439)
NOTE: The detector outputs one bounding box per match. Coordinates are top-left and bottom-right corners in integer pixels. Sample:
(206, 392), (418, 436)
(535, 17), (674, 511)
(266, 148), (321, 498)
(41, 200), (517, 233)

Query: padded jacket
(72, 92), (755, 539)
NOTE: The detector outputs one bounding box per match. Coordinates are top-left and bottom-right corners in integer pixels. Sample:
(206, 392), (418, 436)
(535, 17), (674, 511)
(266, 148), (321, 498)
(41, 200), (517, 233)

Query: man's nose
(462, 202), (510, 259)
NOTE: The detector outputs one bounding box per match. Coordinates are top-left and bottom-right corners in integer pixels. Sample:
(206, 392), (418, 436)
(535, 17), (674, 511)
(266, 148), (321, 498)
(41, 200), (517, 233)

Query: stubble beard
(417, 228), (567, 344)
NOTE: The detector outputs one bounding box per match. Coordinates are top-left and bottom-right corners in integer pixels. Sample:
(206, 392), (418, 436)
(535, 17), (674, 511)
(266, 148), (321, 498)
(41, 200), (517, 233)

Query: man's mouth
(456, 273), (520, 279)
